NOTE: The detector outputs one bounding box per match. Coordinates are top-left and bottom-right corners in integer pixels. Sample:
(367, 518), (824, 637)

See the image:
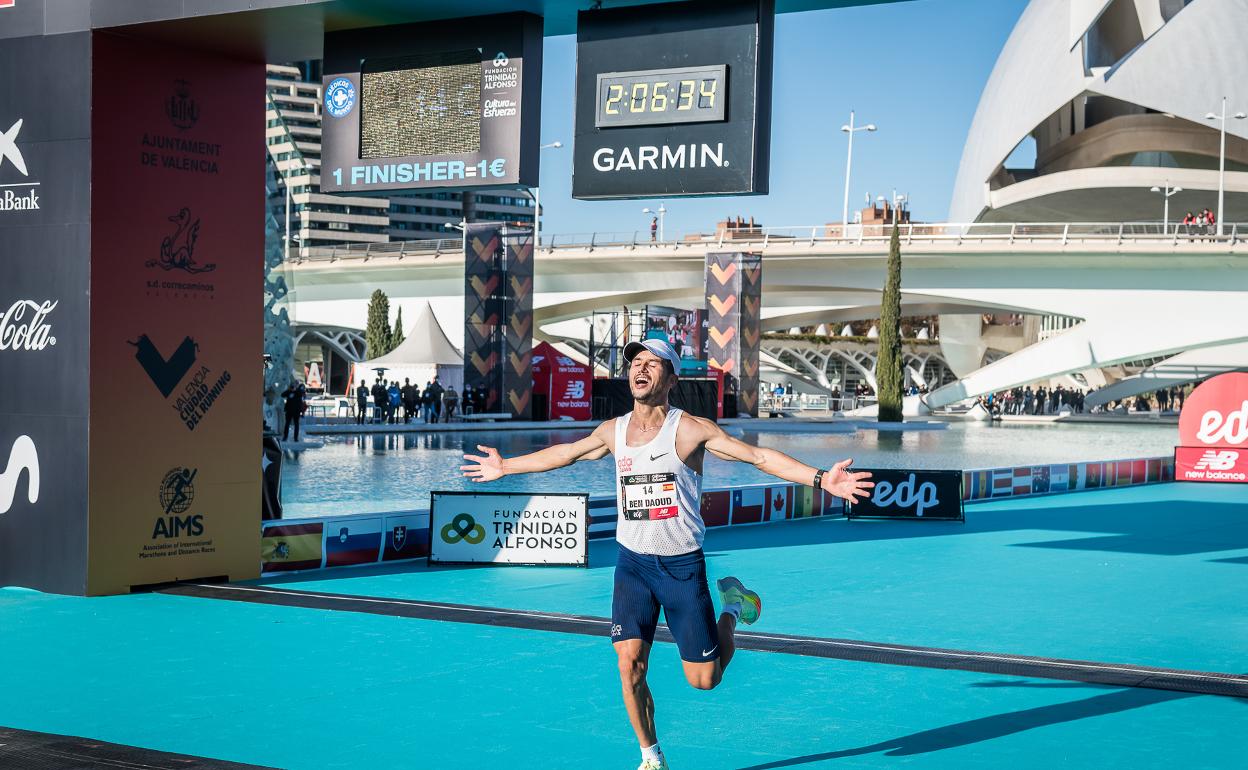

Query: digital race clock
(595, 65), (727, 128)
(573, 0), (773, 200)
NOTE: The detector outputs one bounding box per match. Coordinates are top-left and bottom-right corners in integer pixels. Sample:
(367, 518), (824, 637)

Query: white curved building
(950, 0), (1248, 223)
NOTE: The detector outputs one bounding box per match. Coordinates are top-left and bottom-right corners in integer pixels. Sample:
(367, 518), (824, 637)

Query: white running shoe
(637, 759), (669, 770)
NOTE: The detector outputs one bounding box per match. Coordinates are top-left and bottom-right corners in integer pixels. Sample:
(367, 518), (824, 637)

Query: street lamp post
(532, 140), (563, 251)
(840, 111), (877, 230)
(642, 204), (667, 242)
(1205, 97), (1246, 237)
(444, 218), (467, 254)
(1149, 183), (1182, 235)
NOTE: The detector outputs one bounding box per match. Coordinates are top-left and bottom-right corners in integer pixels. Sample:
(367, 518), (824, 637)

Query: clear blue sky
(535, 0), (1029, 237)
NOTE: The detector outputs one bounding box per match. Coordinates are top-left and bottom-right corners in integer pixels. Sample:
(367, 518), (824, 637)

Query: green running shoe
(717, 576), (762, 625)
(637, 759), (669, 770)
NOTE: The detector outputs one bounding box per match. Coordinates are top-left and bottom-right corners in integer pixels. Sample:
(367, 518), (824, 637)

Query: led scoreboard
(321, 13), (542, 193)
(573, 0), (774, 200)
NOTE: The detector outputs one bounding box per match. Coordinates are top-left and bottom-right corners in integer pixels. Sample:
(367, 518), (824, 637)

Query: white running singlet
(613, 408), (704, 556)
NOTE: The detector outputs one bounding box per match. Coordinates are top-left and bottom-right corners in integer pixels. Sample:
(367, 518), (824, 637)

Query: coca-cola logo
(1179, 373), (1248, 448)
(0, 299), (57, 351)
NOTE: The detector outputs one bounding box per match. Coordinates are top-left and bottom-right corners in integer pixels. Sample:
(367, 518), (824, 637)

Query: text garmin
(592, 143), (726, 172)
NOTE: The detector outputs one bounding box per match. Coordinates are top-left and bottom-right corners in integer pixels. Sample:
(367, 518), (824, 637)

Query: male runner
(461, 339), (874, 770)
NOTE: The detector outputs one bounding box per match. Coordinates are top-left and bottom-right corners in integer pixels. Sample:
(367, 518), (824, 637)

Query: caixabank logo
(0, 118), (40, 213)
(129, 334), (232, 430)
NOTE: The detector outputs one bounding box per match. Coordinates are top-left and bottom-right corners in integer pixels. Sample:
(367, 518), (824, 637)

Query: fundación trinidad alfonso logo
(325, 78), (356, 119)
(441, 513), (485, 545)
(148, 208), (215, 274)
(0, 435), (39, 516)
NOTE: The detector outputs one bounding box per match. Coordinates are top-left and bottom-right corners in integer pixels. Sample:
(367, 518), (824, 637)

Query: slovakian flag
(382, 514), (429, 561)
(731, 487), (765, 524)
(325, 517), (382, 567)
(699, 491), (731, 528)
(261, 523), (323, 572)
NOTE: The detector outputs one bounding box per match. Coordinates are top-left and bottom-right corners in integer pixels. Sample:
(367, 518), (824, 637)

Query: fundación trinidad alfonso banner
(1175, 372), (1248, 484)
(429, 492), (588, 566)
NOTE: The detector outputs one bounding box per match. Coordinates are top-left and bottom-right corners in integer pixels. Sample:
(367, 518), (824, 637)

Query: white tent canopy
(348, 301), (464, 395)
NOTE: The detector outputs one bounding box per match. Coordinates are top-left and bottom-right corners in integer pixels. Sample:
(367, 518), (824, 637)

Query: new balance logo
(0, 435), (39, 515)
(1194, 450), (1238, 471)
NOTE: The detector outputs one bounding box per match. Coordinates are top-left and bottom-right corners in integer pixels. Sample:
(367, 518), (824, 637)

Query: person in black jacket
(371, 378), (386, 423)
(281, 382), (305, 441)
(355, 379), (369, 425)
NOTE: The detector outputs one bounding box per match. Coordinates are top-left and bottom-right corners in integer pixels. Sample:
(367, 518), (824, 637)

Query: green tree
(876, 220), (905, 422)
(365, 289), (392, 359)
(391, 306), (406, 350)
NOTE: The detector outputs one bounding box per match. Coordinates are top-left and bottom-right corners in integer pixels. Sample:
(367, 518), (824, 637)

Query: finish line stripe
(161, 583), (1248, 699)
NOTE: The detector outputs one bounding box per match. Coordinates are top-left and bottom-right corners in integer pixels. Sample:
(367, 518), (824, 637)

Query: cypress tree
(876, 220), (905, 422)
(391, 306), (406, 350)
(365, 289), (392, 359)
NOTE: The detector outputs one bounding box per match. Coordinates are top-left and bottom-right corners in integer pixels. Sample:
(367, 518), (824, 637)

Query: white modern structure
(280, 224), (1248, 406)
(950, 0), (1248, 224)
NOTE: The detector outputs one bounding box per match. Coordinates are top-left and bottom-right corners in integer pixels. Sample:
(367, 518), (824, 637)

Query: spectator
(401, 378), (418, 423)
(281, 382), (305, 441)
(371, 378), (386, 423)
(650, 216), (658, 242)
(1182, 211), (1195, 238)
(387, 380), (401, 424)
(355, 379), (369, 425)
(445, 386), (460, 421)
(430, 377), (445, 423)
(421, 382), (435, 423)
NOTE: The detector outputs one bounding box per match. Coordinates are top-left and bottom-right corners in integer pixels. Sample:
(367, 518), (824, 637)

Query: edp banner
(429, 492), (589, 566)
(844, 469), (964, 521)
(1176, 373), (1248, 484)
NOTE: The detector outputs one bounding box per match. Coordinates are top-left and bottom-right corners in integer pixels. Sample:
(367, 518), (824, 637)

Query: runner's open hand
(822, 458), (874, 502)
(461, 445), (504, 482)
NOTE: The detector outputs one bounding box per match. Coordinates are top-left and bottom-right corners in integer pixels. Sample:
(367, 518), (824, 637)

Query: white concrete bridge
(281, 222), (1248, 406)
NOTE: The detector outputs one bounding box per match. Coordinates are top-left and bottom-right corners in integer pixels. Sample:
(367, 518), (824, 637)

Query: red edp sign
(1176, 373), (1248, 483)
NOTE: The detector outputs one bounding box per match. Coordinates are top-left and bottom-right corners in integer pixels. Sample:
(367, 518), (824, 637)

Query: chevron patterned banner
(503, 230), (534, 420)
(464, 224), (505, 414)
(463, 225), (533, 419)
(705, 252), (763, 417)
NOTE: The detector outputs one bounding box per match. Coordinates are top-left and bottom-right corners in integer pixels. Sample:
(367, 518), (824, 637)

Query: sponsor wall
(86, 33), (262, 594)
(258, 456), (1176, 575)
(1175, 372), (1248, 483)
(0, 30), (93, 593)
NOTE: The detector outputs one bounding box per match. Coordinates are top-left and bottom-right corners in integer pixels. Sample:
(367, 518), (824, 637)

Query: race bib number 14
(620, 473), (678, 520)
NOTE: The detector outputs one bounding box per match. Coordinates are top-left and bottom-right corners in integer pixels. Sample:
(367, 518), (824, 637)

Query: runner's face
(629, 351), (671, 403)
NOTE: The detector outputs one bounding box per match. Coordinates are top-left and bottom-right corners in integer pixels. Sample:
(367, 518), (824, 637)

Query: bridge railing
(286, 221), (1248, 264)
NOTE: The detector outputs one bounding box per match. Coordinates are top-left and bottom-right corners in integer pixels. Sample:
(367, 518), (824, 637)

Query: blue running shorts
(611, 544), (720, 663)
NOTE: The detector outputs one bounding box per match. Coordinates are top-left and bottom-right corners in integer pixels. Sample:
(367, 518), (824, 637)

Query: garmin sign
(572, 0), (773, 199)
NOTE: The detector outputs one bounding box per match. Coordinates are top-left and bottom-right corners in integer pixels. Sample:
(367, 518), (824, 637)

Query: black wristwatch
(813, 469), (825, 489)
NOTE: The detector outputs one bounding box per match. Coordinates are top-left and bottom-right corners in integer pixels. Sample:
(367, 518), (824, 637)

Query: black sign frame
(572, 0), (774, 200)
(321, 12), (542, 193)
(844, 469), (965, 522)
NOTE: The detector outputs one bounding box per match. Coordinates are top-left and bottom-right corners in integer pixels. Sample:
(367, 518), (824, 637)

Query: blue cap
(623, 339), (682, 374)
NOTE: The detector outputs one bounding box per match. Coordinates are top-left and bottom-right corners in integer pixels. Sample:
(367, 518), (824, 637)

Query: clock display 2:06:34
(595, 65), (727, 127)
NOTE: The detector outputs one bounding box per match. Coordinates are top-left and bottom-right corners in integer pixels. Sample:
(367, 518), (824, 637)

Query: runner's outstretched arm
(461, 421), (612, 482)
(692, 417), (874, 502)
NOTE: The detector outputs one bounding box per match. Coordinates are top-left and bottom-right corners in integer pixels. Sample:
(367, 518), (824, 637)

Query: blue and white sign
(324, 78), (356, 118)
